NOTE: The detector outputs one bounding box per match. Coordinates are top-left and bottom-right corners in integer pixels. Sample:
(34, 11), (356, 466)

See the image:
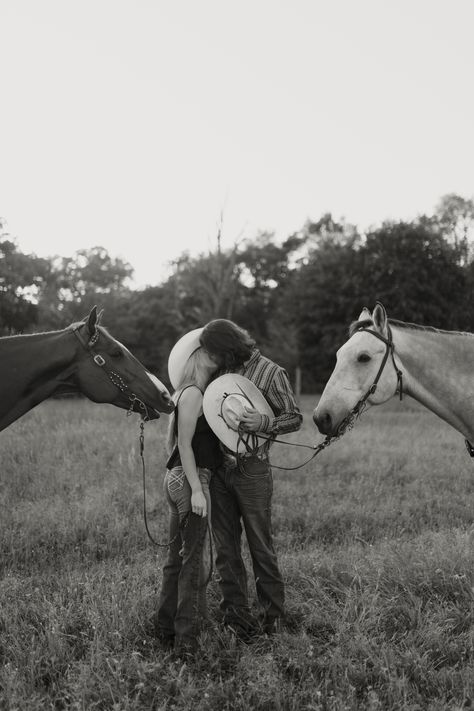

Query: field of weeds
(1, 394), (474, 710)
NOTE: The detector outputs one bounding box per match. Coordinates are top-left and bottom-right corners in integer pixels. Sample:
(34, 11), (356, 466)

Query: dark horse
(0, 306), (174, 432)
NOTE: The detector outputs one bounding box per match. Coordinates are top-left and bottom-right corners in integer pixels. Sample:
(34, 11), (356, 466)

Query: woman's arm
(177, 386), (207, 517)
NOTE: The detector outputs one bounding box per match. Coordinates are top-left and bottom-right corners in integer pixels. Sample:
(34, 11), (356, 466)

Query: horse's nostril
(314, 411), (332, 434)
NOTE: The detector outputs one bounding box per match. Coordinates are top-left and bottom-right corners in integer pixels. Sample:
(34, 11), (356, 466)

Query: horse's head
(313, 302), (400, 436)
(71, 307), (174, 419)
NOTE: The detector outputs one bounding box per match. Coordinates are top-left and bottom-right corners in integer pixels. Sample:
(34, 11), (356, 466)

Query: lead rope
(139, 421), (188, 547)
(139, 422), (213, 587)
(220, 390), (335, 472)
(235, 425), (334, 472)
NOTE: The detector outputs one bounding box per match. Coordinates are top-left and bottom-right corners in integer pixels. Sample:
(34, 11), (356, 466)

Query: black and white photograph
(1, 1), (474, 708)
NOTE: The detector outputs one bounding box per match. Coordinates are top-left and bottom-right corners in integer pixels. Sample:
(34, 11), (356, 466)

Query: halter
(332, 324), (404, 438)
(70, 322), (154, 421)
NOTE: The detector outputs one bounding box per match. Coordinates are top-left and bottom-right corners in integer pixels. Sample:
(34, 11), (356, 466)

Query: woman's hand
(191, 490), (207, 517)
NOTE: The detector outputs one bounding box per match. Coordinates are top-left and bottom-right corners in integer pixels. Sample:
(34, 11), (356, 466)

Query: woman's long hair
(199, 319), (255, 371)
(166, 347), (215, 455)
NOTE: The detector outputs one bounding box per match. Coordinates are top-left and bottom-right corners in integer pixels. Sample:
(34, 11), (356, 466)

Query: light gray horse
(313, 302), (474, 448)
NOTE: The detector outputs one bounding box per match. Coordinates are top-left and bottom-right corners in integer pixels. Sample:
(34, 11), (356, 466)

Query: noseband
(71, 323), (154, 421)
(334, 325), (404, 437)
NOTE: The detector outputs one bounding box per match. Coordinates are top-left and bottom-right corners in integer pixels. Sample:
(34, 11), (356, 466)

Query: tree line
(1, 193), (474, 392)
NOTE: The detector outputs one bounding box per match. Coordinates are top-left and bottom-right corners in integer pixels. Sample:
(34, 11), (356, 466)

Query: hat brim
(203, 374), (274, 453)
(168, 327), (204, 390)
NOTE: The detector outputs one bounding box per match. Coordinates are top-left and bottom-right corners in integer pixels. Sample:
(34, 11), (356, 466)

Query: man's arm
(260, 367), (302, 435)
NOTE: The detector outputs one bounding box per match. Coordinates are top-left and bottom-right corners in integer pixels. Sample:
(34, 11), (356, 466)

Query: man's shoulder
(246, 350), (286, 378)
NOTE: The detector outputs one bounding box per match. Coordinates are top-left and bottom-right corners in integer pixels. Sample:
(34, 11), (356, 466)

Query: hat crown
(221, 393), (249, 431)
(203, 374), (274, 453)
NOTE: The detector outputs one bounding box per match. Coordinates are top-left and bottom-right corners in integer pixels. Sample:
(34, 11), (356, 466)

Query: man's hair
(200, 319), (255, 370)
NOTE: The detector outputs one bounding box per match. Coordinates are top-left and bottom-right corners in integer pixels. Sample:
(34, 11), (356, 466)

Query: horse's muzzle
(313, 409), (333, 435)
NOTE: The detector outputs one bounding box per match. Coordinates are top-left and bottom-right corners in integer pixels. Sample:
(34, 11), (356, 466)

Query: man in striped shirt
(200, 319), (302, 639)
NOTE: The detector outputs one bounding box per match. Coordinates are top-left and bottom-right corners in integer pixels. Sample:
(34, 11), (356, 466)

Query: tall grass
(1, 396), (474, 709)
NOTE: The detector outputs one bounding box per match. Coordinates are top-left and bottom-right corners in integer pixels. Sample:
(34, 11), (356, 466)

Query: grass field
(1, 395), (474, 710)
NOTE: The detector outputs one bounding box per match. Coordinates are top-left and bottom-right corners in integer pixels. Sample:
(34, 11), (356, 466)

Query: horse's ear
(372, 302), (388, 336)
(358, 307), (371, 321)
(86, 306), (99, 337)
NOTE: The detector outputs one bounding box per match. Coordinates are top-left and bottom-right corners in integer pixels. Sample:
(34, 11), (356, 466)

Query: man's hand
(239, 406), (263, 432)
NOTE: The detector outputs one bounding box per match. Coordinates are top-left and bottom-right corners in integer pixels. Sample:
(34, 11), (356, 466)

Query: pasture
(1, 396), (474, 710)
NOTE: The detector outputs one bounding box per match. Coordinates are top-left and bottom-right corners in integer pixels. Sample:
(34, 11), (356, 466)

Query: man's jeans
(156, 467), (212, 647)
(210, 454), (285, 621)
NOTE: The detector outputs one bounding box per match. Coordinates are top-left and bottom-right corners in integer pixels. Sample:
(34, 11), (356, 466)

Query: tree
(112, 282), (183, 383)
(433, 193), (474, 264)
(169, 248), (242, 324)
(0, 220), (53, 334)
(31, 246), (135, 329)
(52, 246), (134, 320)
(291, 218), (467, 390)
(359, 221), (467, 327)
(232, 232), (305, 376)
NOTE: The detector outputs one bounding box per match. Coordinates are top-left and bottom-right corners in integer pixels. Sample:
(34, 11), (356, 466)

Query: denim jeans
(156, 467), (212, 648)
(210, 453), (285, 621)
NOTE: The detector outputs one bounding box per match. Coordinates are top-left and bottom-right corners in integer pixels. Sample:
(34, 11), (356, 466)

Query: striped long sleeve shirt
(236, 349), (302, 437)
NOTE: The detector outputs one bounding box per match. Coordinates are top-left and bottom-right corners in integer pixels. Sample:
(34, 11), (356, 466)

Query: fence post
(295, 366), (301, 404)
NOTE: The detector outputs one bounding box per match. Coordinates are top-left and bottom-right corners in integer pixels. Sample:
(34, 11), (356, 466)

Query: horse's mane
(2, 322), (113, 341)
(349, 318), (473, 338)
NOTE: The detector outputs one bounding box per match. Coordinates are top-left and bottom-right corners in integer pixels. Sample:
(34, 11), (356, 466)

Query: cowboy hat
(203, 374), (274, 453)
(168, 327), (204, 389)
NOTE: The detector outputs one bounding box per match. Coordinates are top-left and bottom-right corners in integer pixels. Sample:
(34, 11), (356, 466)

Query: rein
(138, 421), (189, 548)
(219, 387), (335, 472)
(233, 424), (334, 472)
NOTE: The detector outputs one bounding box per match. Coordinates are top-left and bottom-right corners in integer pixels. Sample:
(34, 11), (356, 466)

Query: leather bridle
(70, 322), (155, 421)
(331, 325), (404, 438)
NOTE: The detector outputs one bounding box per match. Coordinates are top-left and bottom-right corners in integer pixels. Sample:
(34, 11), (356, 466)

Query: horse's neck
(393, 326), (474, 441)
(0, 330), (78, 431)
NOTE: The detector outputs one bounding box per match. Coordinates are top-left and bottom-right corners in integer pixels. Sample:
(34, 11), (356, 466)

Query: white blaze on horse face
(146, 371), (171, 398)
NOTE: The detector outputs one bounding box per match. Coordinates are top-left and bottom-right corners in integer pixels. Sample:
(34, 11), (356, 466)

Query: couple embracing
(154, 319), (303, 657)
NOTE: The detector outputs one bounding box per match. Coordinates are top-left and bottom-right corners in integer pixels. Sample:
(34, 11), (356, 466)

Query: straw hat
(168, 327), (204, 389)
(203, 374), (274, 453)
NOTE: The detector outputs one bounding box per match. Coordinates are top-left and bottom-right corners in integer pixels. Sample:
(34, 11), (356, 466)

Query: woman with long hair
(155, 344), (221, 656)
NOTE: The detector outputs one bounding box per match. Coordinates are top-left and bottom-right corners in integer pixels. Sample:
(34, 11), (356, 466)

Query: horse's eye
(112, 348), (124, 358)
(357, 353), (371, 363)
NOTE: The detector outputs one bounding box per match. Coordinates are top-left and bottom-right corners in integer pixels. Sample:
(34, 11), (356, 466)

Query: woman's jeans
(210, 453), (285, 622)
(156, 467), (212, 647)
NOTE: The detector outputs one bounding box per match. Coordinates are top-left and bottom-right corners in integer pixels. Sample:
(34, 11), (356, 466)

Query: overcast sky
(2, 0), (474, 288)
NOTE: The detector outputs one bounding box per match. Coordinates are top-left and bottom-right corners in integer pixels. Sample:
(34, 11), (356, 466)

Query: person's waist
(222, 449), (269, 467)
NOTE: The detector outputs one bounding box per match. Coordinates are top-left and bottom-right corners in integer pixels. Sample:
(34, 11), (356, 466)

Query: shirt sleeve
(259, 367), (303, 435)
